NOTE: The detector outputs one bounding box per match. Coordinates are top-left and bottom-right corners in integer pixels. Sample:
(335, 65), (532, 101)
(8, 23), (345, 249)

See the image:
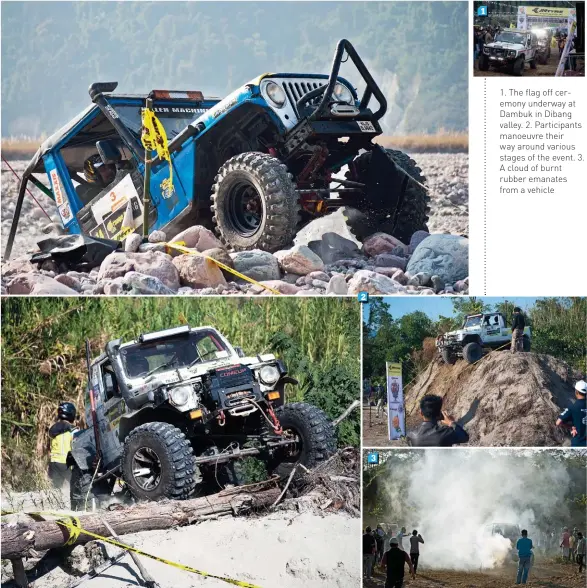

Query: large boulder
(231, 250), (280, 282)
(122, 272), (177, 295)
(7, 273), (79, 296)
(406, 234), (468, 284)
(172, 255), (227, 289)
(347, 270), (406, 295)
(2, 259), (38, 277)
(98, 251), (180, 290)
(168, 226), (223, 251)
(363, 233), (408, 257)
(274, 245), (325, 276)
(373, 253), (407, 270)
(307, 232), (363, 265)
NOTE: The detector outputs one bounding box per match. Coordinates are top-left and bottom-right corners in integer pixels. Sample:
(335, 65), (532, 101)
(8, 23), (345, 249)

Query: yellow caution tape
(165, 241), (282, 295)
(141, 106), (173, 195)
(1, 509), (262, 588)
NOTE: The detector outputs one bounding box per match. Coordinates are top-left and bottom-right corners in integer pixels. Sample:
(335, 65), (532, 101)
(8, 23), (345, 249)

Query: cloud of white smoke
(380, 450), (570, 571)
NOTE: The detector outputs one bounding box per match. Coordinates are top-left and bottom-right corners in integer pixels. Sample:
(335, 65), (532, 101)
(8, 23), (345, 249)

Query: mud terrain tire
(513, 56), (525, 76)
(463, 342), (484, 364)
(70, 465), (112, 511)
(523, 336), (531, 352)
(211, 152), (300, 252)
(344, 149), (429, 243)
(530, 58), (537, 69)
(271, 402), (336, 478)
(441, 348), (457, 365)
(121, 422), (197, 501)
(479, 55), (490, 71)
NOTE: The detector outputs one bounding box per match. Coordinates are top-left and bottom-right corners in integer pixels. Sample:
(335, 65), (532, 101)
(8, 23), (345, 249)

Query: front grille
(214, 365), (253, 389)
(282, 80), (326, 109)
(490, 48), (505, 57)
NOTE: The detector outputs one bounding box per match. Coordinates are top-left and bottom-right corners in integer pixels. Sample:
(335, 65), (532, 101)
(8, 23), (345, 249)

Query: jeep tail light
(151, 90), (204, 101)
(266, 391), (280, 401)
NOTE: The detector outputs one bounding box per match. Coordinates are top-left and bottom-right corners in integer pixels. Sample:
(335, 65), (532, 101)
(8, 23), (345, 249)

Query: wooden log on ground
(1, 485), (280, 560)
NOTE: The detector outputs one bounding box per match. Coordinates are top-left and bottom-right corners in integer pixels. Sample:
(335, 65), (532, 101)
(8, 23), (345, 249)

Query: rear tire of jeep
(479, 55), (490, 71)
(344, 149), (429, 244)
(523, 336), (531, 352)
(463, 342), (484, 364)
(121, 422), (197, 501)
(530, 59), (537, 70)
(270, 402), (336, 479)
(441, 348), (457, 365)
(211, 152), (300, 252)
(70, 465), (111, 511)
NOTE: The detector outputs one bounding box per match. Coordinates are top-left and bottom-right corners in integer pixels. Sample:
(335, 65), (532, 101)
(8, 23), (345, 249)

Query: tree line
(1, 1), (468, 138)
(363, 297), (586, 386)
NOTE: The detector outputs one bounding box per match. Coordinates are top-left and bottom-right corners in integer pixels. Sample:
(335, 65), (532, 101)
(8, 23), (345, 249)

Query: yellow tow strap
(141, 106), (174, 198)
(165, 241), (282, 295)
(1, 509), (263, 588)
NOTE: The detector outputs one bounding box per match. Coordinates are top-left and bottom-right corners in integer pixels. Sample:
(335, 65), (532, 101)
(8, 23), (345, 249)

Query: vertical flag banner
(386, 362), (405, 440)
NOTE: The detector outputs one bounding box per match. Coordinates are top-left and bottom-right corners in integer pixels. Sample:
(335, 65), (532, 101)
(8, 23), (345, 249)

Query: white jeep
(436, 313), (532, 364)
(480, 30), (538, 75)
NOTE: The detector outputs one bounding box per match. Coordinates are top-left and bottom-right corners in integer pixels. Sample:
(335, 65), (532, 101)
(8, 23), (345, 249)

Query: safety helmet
(58, 401), (76, 422)
(83, 154), (115, 187)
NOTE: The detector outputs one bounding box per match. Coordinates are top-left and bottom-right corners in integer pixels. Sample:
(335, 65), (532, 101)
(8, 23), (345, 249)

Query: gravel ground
(1, 153), (468, 296)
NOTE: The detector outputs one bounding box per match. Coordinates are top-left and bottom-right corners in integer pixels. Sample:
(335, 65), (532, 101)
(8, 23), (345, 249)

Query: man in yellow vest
(48, 402), (77, 491)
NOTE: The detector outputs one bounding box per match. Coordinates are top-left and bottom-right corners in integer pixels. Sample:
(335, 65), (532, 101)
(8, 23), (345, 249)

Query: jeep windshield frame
(120, 329), (230, 379)
(108, 98), (215, 145)
(495, 32), (526, 45)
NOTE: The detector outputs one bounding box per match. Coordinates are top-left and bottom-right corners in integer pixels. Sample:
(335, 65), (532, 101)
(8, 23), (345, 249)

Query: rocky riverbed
(1, 154), (468, 296)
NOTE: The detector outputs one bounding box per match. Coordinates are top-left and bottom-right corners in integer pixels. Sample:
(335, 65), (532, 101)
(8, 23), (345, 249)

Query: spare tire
(121, 422), (197, 501)
(211, 152), (300, 252)
(463, 341), (484, 364)
(270, 402), (336, 478)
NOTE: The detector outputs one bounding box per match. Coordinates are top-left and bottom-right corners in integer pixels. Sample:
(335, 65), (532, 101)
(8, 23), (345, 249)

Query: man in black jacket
(381, 537), (415, 588)
(407, 395), (469, 447)
(511, 307), (526, 353)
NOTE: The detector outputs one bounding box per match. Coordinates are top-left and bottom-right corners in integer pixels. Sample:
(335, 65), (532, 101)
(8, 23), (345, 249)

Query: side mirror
(97, 140), (122, 165)
(235, 347), (245, 358)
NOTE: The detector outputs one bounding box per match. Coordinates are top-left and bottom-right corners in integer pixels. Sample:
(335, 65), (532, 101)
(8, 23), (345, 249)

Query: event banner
(386, 362), (405, 440)
(517, 5), (577, 29)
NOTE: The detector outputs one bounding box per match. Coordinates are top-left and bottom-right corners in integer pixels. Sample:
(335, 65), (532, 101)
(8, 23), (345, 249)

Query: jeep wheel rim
(227, 181), (262, 236)
(131, 447), (162, 491)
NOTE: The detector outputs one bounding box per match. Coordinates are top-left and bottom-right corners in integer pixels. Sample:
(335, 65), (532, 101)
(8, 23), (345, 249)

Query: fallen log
(1, 485), (280, 560)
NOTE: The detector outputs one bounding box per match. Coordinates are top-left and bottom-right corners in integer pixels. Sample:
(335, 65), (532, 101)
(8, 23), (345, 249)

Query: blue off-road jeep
(4, 39), (428, 259)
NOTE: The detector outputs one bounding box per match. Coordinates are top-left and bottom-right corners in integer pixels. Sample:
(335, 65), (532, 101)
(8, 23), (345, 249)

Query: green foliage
(1, 2), (468, 137)
(363, 298), (587, 385)
(1, 297), (360, 490)
(529, 298), (587, 373)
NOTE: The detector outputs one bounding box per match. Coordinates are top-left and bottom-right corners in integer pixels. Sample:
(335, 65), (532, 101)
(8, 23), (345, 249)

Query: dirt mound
(405, 352), (581, 446)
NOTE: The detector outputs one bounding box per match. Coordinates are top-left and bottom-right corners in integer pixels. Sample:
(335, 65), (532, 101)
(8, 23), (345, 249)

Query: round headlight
(169, 385), (191, 407)
(265, 82), (286, 108)
(259, 365), (280, 385)
(332, 83), (353, 105)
